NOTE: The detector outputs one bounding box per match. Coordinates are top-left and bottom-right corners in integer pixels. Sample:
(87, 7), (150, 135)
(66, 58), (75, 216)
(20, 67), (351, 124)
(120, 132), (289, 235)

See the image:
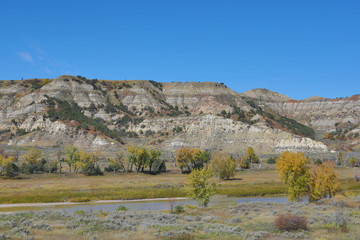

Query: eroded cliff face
(265, 98), (360, 132)
(129, 115), (327, 154)
(2, 75), (358, 154)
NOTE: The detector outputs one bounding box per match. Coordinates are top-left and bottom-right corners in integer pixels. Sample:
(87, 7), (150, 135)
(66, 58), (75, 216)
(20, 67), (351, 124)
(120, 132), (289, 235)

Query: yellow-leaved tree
(309, 160), (340, 201)
(275, 151), (311, 201)
(176, 147), (193, 173)
(210, 152), (236, 181)
(176, 147), (210, 173)
(245, 147), (259, 164)
(24, 148), (43, 164)
(106, 152), (126, 173)
(0, 154), (17, 178)
(74, 150), (103, 176)
(187, 167), (216, 207)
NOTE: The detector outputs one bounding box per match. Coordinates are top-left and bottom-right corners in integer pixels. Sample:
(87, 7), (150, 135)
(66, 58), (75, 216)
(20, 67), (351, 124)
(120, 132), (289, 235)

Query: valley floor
(0, 196), (359, 240)
(0, 167), (360, 239)
(0, 167), (359, 205)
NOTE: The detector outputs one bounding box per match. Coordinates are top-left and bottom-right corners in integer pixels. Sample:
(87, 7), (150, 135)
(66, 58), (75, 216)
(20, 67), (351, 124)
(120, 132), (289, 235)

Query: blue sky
(1, 0), (359, 99)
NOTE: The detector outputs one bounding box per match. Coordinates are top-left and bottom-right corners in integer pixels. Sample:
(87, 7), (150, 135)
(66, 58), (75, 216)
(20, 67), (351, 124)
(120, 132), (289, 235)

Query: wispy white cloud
(34, 47), (45, 55)
(17, 46), (79, 76)
(44, 67), (52, 74)
(18, 52), (34, 63)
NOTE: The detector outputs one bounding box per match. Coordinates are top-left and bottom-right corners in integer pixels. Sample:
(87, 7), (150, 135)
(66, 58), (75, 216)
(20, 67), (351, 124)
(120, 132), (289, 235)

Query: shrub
(116, 205), (128, 211)
(145, 130), (155, 136)
(267, 157), (276, 164)
(314, 159), (322, 165)
(274, 214), (307, 231)
(167, 233), (194, 240)
(149, 80), (163, 90)
(174, 205), (185, 214)
(74, 210), (86, 216)
(82, 164), (103, 176)
(21, 158), (56, 174)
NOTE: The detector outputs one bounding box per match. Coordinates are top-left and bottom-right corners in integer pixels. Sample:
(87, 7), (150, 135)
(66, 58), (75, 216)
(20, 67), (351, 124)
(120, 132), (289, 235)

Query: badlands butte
(0, 75), (359, 158)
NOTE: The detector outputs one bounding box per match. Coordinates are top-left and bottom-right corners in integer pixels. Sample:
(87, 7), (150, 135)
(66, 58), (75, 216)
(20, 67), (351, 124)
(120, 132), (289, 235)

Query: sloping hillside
(0, 76), (338, 154)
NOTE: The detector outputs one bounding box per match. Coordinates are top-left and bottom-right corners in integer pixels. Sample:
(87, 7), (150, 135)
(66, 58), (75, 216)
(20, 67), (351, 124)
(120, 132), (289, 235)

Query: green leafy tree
(187, 168), (216, 207)
(56, 150), (62, 173)
(337, 152), (344, 166)
(148, 149), (161, 173)
(127, 146), (163, 172)
(349, 157), (357, 167)
(192, 150), (210, 170)
(276, 151), (311, 201)
(134, 148), (148, 172)
(105, 152), (126, 173)
(266, 157), (276, 164)
(64, 145), (80, 173)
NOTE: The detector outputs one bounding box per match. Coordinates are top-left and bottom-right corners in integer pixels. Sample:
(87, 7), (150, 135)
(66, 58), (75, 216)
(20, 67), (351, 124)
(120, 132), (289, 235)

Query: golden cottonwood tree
(23, 148), (43, 164)
(176, 147), (193, 173)
(176, 147), (210, 173)
(245, 147), (259, 164)
(0, 155), (17, 178)
(210, 152), (236, 181)
(310, 160), (340, 201)
(276, 151), (311, 201)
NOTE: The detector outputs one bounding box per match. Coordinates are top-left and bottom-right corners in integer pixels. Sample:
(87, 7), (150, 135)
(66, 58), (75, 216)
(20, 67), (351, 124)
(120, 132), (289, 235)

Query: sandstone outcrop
(0, 76), (357, 154)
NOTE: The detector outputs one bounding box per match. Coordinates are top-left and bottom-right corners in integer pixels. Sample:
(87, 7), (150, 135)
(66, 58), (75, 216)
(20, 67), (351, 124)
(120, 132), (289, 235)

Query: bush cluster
(274, 214), (307, 231)
(21, 159), (57, 174)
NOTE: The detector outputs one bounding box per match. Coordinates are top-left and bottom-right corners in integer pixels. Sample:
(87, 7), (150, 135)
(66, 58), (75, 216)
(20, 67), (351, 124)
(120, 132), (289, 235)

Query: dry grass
(0, 167), (359, 204)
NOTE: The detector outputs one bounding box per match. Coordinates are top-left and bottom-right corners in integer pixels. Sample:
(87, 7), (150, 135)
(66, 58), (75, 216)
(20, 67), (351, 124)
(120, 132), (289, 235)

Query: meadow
(0, 165), (358, 205)
(0, 195), (359, 240)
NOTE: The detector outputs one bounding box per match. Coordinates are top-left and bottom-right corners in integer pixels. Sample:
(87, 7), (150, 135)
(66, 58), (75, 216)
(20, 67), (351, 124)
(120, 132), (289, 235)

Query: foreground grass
(0, 196), (360, 239)
(0, 167), (359, 204)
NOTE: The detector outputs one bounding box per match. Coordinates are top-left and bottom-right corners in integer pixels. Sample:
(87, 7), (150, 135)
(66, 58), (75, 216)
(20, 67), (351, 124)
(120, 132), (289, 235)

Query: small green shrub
(267, 157), (276, 164)
(314, 159), (322, 165)
(174, 205), (185, 214)
(74, 210), (86, 216)
(116, 205), (129, 211)
(94, 209), (109, 217)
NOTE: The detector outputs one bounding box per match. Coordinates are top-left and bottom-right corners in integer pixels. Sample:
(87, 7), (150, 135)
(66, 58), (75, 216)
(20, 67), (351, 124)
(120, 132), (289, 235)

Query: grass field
(0, 166), (359, 204)
(0, 195), (360, 239)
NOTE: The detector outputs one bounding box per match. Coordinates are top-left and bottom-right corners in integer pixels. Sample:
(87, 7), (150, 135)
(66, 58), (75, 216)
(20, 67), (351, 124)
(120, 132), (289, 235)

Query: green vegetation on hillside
(277, 116), (315, 138)
(44, 96), (123, 142)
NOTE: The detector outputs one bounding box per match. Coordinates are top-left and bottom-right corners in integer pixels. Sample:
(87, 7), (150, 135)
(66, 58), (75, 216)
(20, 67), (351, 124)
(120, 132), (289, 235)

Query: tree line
(0, 145), (166, 178)
(0, 146), (350, 208)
